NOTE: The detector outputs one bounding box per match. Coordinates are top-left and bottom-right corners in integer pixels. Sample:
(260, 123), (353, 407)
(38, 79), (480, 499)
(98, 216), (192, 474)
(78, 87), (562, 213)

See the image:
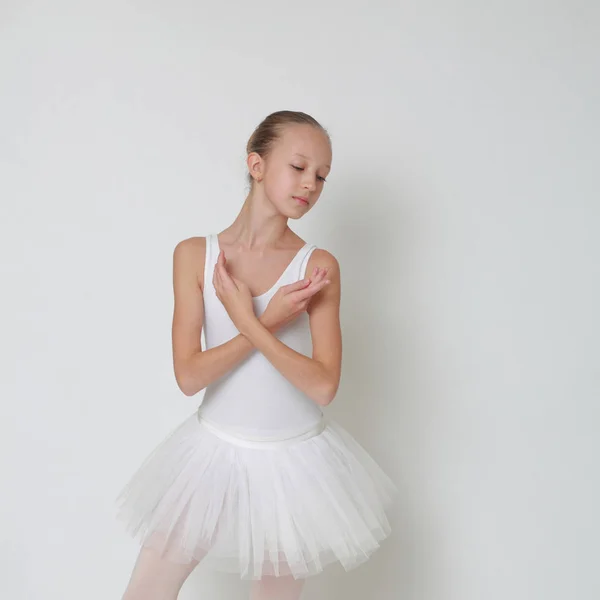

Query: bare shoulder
(173, 236), (207, 290)
(305, 247), (341, 316)
(174, 235), (205, 256)
(305, 248), (341, 280)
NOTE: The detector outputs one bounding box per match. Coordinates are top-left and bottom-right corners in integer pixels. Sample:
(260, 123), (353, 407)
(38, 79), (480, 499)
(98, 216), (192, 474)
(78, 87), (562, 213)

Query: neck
(223, 189), (290, 250)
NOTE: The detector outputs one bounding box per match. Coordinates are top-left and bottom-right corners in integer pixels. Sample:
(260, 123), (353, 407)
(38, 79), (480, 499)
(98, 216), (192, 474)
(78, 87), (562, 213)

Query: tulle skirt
(115, 410), (397, 580)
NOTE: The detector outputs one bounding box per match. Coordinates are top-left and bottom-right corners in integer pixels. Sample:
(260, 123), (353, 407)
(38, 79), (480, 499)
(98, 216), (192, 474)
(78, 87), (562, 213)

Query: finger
(283, 268), (328, 296)
(213, 269), (221, 298)
(306, 277), (331, 295)
(310, 266), (329, 283)
(214, 250), (225, 275)
(290, 278), (330, 302)
(299, 268), (327, 290)
(216, 261), (238, 291)
(312, 265), (330, 275)
(282, 278), (313, 293)
(213, 264), (222, 289)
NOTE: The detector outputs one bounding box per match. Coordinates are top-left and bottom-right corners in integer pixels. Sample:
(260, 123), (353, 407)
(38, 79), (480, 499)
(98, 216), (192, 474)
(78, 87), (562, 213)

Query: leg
(249, 574), (306, 600)
(121, 543), (207, 600)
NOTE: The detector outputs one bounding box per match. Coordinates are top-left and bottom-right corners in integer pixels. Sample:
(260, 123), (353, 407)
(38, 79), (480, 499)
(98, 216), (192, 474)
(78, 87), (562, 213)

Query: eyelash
(291, 165), (327, 182)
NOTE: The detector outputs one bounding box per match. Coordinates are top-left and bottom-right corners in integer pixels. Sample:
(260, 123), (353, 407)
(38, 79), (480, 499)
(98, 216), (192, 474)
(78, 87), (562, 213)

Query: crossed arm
(171, 237), (342, 407)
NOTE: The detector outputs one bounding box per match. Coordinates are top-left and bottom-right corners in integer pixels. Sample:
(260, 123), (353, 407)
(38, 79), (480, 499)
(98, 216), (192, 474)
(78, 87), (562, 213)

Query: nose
(302, 174), (317, 192)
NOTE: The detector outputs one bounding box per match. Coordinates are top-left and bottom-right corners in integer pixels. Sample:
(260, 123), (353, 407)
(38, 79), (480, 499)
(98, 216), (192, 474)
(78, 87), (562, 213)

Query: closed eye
(291, 165), (327, 182)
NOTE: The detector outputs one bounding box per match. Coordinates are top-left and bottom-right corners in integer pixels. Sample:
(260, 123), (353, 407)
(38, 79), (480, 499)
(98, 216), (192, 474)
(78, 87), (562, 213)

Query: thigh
(249, 574), (306, 600)
(121, 543), (206, 600)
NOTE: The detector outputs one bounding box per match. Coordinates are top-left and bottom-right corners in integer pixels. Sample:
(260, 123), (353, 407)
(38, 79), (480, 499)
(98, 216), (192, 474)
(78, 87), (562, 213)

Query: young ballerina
(116, 110), (397, 599)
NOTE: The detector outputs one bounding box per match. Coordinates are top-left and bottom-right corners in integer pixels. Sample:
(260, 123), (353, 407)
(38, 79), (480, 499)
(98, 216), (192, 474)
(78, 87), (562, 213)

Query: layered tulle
(115, 412), (397, 580)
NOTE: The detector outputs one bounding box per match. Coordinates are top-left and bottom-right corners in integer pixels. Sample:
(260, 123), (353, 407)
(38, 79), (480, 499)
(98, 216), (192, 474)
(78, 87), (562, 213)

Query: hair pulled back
(245, 110), (330, 188)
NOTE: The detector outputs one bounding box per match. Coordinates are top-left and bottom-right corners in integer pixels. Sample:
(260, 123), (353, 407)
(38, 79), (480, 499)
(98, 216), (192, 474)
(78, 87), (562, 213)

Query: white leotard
(197, 233), (324, 438)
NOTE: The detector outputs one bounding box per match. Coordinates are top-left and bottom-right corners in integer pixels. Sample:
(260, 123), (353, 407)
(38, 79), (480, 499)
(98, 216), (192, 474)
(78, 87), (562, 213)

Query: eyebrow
(293, 153), (331, 169)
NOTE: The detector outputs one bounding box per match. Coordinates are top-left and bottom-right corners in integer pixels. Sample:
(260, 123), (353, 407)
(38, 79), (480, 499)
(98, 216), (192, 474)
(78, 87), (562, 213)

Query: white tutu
(115, 411), (397, 580)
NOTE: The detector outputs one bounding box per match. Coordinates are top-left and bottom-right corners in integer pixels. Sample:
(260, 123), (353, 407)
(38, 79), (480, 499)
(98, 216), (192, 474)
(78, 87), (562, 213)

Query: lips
(293, 196), (309, 205)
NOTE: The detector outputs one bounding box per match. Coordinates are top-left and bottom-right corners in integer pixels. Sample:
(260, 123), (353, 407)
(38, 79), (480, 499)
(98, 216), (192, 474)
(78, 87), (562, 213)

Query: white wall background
(1, 1), (598, 598)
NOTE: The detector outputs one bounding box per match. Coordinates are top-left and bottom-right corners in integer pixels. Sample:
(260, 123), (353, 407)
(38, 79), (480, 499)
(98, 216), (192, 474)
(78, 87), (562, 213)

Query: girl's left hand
(213, 250), (257, 331)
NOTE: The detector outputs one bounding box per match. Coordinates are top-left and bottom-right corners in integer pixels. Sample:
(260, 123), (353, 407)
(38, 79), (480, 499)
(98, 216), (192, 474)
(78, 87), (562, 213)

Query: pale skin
(123, 124), (339, 599)
(171, 124), (342, 407)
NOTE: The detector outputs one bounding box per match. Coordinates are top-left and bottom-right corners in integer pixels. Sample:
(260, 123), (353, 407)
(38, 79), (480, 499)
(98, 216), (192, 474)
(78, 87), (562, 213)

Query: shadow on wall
(310, 175), (439, 600)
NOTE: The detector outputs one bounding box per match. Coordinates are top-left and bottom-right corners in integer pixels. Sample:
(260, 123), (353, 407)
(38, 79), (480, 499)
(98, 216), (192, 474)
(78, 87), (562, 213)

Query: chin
(275, 202), (307, 219)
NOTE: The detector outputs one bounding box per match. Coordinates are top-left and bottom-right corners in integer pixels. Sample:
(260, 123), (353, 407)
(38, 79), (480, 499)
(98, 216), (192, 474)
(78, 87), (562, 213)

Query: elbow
(179, 380), (204, 397)
(180, 383), (198, 397)
(174, 365), (203, 397)
(175, 375), (195, 397)
(315, 382), (338, 407)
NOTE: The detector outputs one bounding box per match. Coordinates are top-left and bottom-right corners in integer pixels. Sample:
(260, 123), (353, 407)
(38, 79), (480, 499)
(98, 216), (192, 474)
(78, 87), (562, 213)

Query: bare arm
(238, 250), (342, 406)
(171, 237), (275, 397)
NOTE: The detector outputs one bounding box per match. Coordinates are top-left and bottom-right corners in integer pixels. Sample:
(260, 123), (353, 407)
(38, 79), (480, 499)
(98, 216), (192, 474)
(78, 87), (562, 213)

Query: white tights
(121, 545), (306, 600)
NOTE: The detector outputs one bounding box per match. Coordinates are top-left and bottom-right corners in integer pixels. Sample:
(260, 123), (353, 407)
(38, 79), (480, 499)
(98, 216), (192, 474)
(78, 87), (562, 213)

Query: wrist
(258, 314), (275, 333)
(239, 313), (262, 338)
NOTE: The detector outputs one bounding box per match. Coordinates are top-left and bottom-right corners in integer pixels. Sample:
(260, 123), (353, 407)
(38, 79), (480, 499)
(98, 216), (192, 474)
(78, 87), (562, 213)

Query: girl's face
(256, 124), (332, 218)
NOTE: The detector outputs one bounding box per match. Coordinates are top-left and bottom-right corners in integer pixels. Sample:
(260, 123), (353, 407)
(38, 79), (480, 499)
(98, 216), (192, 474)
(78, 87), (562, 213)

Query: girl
(116, 111), (397, 600)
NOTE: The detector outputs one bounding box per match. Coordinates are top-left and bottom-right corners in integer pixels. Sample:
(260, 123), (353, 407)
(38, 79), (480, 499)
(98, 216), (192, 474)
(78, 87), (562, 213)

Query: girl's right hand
(260, 267), (330, 332)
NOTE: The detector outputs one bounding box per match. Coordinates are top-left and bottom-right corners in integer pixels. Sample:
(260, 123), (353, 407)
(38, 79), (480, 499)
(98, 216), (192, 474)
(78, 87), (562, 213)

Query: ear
(247, 152), (264, 183)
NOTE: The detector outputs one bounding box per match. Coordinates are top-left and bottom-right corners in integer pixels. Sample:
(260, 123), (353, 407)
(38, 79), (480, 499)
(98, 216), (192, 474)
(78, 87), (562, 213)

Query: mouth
(293, 196), (309, 205)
